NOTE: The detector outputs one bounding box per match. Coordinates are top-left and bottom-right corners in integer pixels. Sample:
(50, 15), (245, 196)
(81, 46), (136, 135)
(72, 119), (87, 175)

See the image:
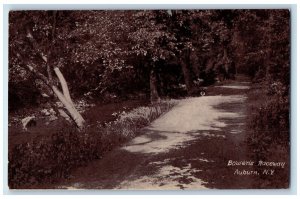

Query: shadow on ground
(51, 79), (288, 190)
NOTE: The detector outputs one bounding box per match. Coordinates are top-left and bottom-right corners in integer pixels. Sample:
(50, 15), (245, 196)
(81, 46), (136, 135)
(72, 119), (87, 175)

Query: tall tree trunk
(180, 48), (194, 95)
(180, 59), (193, 95)
(158, 73), (165, 97)
(150, 69), (160, 103)
(223, 48), (230, 79)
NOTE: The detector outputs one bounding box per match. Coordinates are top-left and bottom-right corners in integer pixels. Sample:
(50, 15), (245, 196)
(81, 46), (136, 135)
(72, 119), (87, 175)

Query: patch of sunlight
(123, 132), (195, 154)
(122, 95), (246, 154)
(58, 183), (84, 190)
(216, 85), (250, 89)
(116, 163), (207, 190)
(230, 129), (242, 134)
(148, 95), (246, 133)
(130, 136), (152, 144)
(201, 132), (226, 138)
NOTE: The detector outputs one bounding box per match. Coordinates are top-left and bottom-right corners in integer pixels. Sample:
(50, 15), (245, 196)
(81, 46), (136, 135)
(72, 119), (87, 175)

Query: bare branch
(25, 26), (48, 63)
(16, 53), (49, 86)
(46, 11), (58, 85)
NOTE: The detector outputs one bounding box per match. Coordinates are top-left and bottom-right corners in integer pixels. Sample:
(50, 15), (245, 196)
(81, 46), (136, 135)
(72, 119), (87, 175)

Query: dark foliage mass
(8, 10), (238, 108)
(9, 10), (290, 107)
(9, 129), (100, 188)
(9, 126), (122, 188)
(243, 10), (290, 150)
(8, 101), (175, 188)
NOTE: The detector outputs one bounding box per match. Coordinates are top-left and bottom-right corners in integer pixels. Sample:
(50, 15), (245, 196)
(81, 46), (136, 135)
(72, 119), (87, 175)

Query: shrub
(247, 84), (289, 147)
(246, 81), (289, 162)
(8, 100), (177, 188)
(9, 128), (101, 188)
(104, 100), (177, 138)
(246, 82), (289, 188)
(9, 80), (41, 111)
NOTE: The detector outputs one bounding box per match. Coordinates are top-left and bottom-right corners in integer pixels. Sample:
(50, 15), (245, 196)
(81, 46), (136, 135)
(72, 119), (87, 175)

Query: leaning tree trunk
(53, 67), (85, 129)
(22, 63), (85, 129)
(150, 69), (160, 103)
(23, 15), (85, 130)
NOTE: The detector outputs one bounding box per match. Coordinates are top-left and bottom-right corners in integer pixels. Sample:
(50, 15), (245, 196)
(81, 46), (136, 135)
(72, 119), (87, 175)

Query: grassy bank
(8, 100), (177, 188)
(246, 82), (289, 188)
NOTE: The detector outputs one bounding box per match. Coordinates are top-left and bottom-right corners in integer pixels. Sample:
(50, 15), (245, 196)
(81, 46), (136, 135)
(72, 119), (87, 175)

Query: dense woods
(8, 10), (290, 188)
(9, 10), (289, 112)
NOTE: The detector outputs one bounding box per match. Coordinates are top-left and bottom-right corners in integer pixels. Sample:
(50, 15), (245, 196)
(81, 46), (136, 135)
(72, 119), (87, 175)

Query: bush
(9, 128), (102, 188)
(9, 80), (41, 111)
(104, 100), (177, 137)
(248, 96), (289, 144)
(246, 82), (289, 188)
(8, 100), (177, 188)
(246, 81), (289, 161)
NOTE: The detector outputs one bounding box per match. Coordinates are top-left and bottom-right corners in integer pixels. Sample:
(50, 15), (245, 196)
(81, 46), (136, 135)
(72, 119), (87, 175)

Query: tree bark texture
(51, 85), (85, 129)
(150, 69), (160, 103)
(54, 67), (75, 106)
(180, 59), (193, 95)
(180, 48), (194, 95)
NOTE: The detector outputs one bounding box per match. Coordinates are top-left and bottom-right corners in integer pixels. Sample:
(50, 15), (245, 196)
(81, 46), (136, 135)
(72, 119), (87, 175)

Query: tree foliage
(9, 10), (290, 109)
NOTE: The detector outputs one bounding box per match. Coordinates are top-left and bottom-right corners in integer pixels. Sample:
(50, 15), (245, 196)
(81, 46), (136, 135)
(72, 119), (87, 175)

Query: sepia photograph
(8, 9), (290, 190)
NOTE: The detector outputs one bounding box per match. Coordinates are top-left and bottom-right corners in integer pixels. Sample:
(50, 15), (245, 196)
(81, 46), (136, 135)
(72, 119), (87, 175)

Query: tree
(166, 10), (235, 90)
(128, 11), (177, 102)
(9, 11), (85, 129)
(231, 9), (290, 85)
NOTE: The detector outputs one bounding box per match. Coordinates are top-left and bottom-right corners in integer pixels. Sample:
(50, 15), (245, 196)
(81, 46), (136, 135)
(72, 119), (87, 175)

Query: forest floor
(54, 77), (262, 190)
(8, 99), (148, 149)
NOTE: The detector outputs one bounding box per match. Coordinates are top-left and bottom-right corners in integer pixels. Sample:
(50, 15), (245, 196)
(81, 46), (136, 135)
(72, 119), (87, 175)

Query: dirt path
(58, 80), (254, 190)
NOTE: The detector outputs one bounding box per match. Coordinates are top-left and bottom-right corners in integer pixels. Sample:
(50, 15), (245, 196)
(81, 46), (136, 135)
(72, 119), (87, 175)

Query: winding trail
(58, 79), (254, 190)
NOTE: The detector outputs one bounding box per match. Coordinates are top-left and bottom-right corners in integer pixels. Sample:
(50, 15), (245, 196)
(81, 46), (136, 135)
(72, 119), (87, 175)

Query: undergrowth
(8, 100), (177, 188)
(246, 81), (290, 188)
